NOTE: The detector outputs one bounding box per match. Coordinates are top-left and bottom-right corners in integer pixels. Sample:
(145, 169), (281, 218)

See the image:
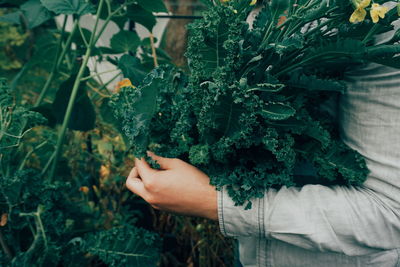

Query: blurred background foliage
(0, 0), (234, 266)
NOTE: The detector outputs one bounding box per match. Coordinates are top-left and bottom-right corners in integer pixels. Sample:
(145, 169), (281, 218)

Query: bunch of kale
(111, 0), (400, 207)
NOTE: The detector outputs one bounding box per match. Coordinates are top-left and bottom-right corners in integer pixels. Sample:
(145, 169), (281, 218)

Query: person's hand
(125, 152), (218, 220)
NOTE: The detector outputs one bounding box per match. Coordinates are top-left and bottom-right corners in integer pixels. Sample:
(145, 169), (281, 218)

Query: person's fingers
(147, 151), (179, 170)
(128, 166), (139, 179)
(134, 157), (157, 180)
(126, 176), (147, 198)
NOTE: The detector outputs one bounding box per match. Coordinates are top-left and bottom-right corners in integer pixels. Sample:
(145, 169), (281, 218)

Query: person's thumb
(135, 157), (157, 180)
(147, 151), (178, 170)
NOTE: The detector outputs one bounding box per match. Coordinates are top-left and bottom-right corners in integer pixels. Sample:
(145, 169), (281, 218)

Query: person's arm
(126, 152), (400, 256)
(218, 183), (400, 256)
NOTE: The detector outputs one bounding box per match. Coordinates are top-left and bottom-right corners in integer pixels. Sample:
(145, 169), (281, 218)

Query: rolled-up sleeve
(218, 184), (400, 256)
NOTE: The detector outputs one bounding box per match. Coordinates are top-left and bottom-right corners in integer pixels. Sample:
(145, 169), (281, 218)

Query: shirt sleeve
(217, 184), (400, 256)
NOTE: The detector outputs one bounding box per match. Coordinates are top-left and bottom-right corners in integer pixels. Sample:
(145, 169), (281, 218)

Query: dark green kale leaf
(109, 68), (167, 157)
(83, 226), (161, 267)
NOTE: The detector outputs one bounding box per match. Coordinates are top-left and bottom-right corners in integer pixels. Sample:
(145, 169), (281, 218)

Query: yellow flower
(79, 186), (89, 194)
(370, 3), (389, 23)
(117, 78), (133, 89)
(349, 0), (371, 23)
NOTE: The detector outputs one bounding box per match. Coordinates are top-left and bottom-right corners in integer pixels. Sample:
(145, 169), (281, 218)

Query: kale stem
(18, 140), (48, 171)
(0, 230), (12, 260)
(362, 23), (380, 44)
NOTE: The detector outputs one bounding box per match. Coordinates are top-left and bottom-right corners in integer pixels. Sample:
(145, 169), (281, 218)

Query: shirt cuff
(217, 186), (264, 237)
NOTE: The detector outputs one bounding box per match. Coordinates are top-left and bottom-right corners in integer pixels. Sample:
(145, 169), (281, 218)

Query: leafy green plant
(0, 0), (180, 266)
(0, 76), (162, 266)
(111, 0), (400, 208)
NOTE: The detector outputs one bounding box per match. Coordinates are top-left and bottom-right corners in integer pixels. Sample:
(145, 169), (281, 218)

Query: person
(125, 4), (400, 267)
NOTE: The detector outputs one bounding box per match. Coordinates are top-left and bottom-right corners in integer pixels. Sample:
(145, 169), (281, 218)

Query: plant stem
(18, 140), (48, 171)
(0, 230), (12, 260)
(150, 33), (159, 67)
(41, 151), (56, 176)
(81, 69), (120, 81)
(34, 17), (68, 108)
(78, 23), (90, 48)
(57, 20), (79, 68)
(48, 0), (106, 181)
(362, 23), (380, 44)
(93, 3), (130, 45)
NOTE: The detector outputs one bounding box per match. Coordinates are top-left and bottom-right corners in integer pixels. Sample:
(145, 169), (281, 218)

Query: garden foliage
(0, 0), (171, 266)
(112, 0), (400, 208)
(0, 78), (161, 266)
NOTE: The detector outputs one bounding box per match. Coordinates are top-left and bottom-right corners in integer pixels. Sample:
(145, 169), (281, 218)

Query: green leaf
(314, 142), (369, 185)
(247, 83), (285, 93)
(21, 0), (53, 29)
(110, 68), (166, 156)
(110, 30), (141, 53)
(366, 44), (400, 57)
(367, 55), (400, 68)
(287, 73), (346, 93)
(31, 104), (57, 128)
(253, 5), (271, 29)
(40, 0), (95, 15)
(29, 31), (58, 69)
(270, 0), (290, 21)
(0, 0), (27, 5)
(195, 20), (229, 74)
(212, 94), (245, 137)
(126, 4), (157, 31)
(262, 102), (295, 120)
(118, 55), (148, 86)
(72, 26), (92, 43)
(272, 34), (304, 55)
(136, 0), (168, 13)
(306, 39), (366, 61)
(84, 226), (160, 267)
(0, 11), (22, 25)
(52, 74), (96, 131)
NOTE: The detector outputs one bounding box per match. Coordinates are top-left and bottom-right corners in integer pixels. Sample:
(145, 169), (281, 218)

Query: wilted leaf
(0, 213), (8, 227)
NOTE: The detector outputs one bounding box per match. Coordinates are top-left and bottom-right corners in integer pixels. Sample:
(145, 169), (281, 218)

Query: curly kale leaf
(0, 78), (46, 153)
(110, 68), (167, 157)
(83, 226), (160, 267)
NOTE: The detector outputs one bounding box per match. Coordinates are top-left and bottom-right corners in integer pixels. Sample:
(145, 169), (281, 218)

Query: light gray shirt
(217, 57), (400, 267)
